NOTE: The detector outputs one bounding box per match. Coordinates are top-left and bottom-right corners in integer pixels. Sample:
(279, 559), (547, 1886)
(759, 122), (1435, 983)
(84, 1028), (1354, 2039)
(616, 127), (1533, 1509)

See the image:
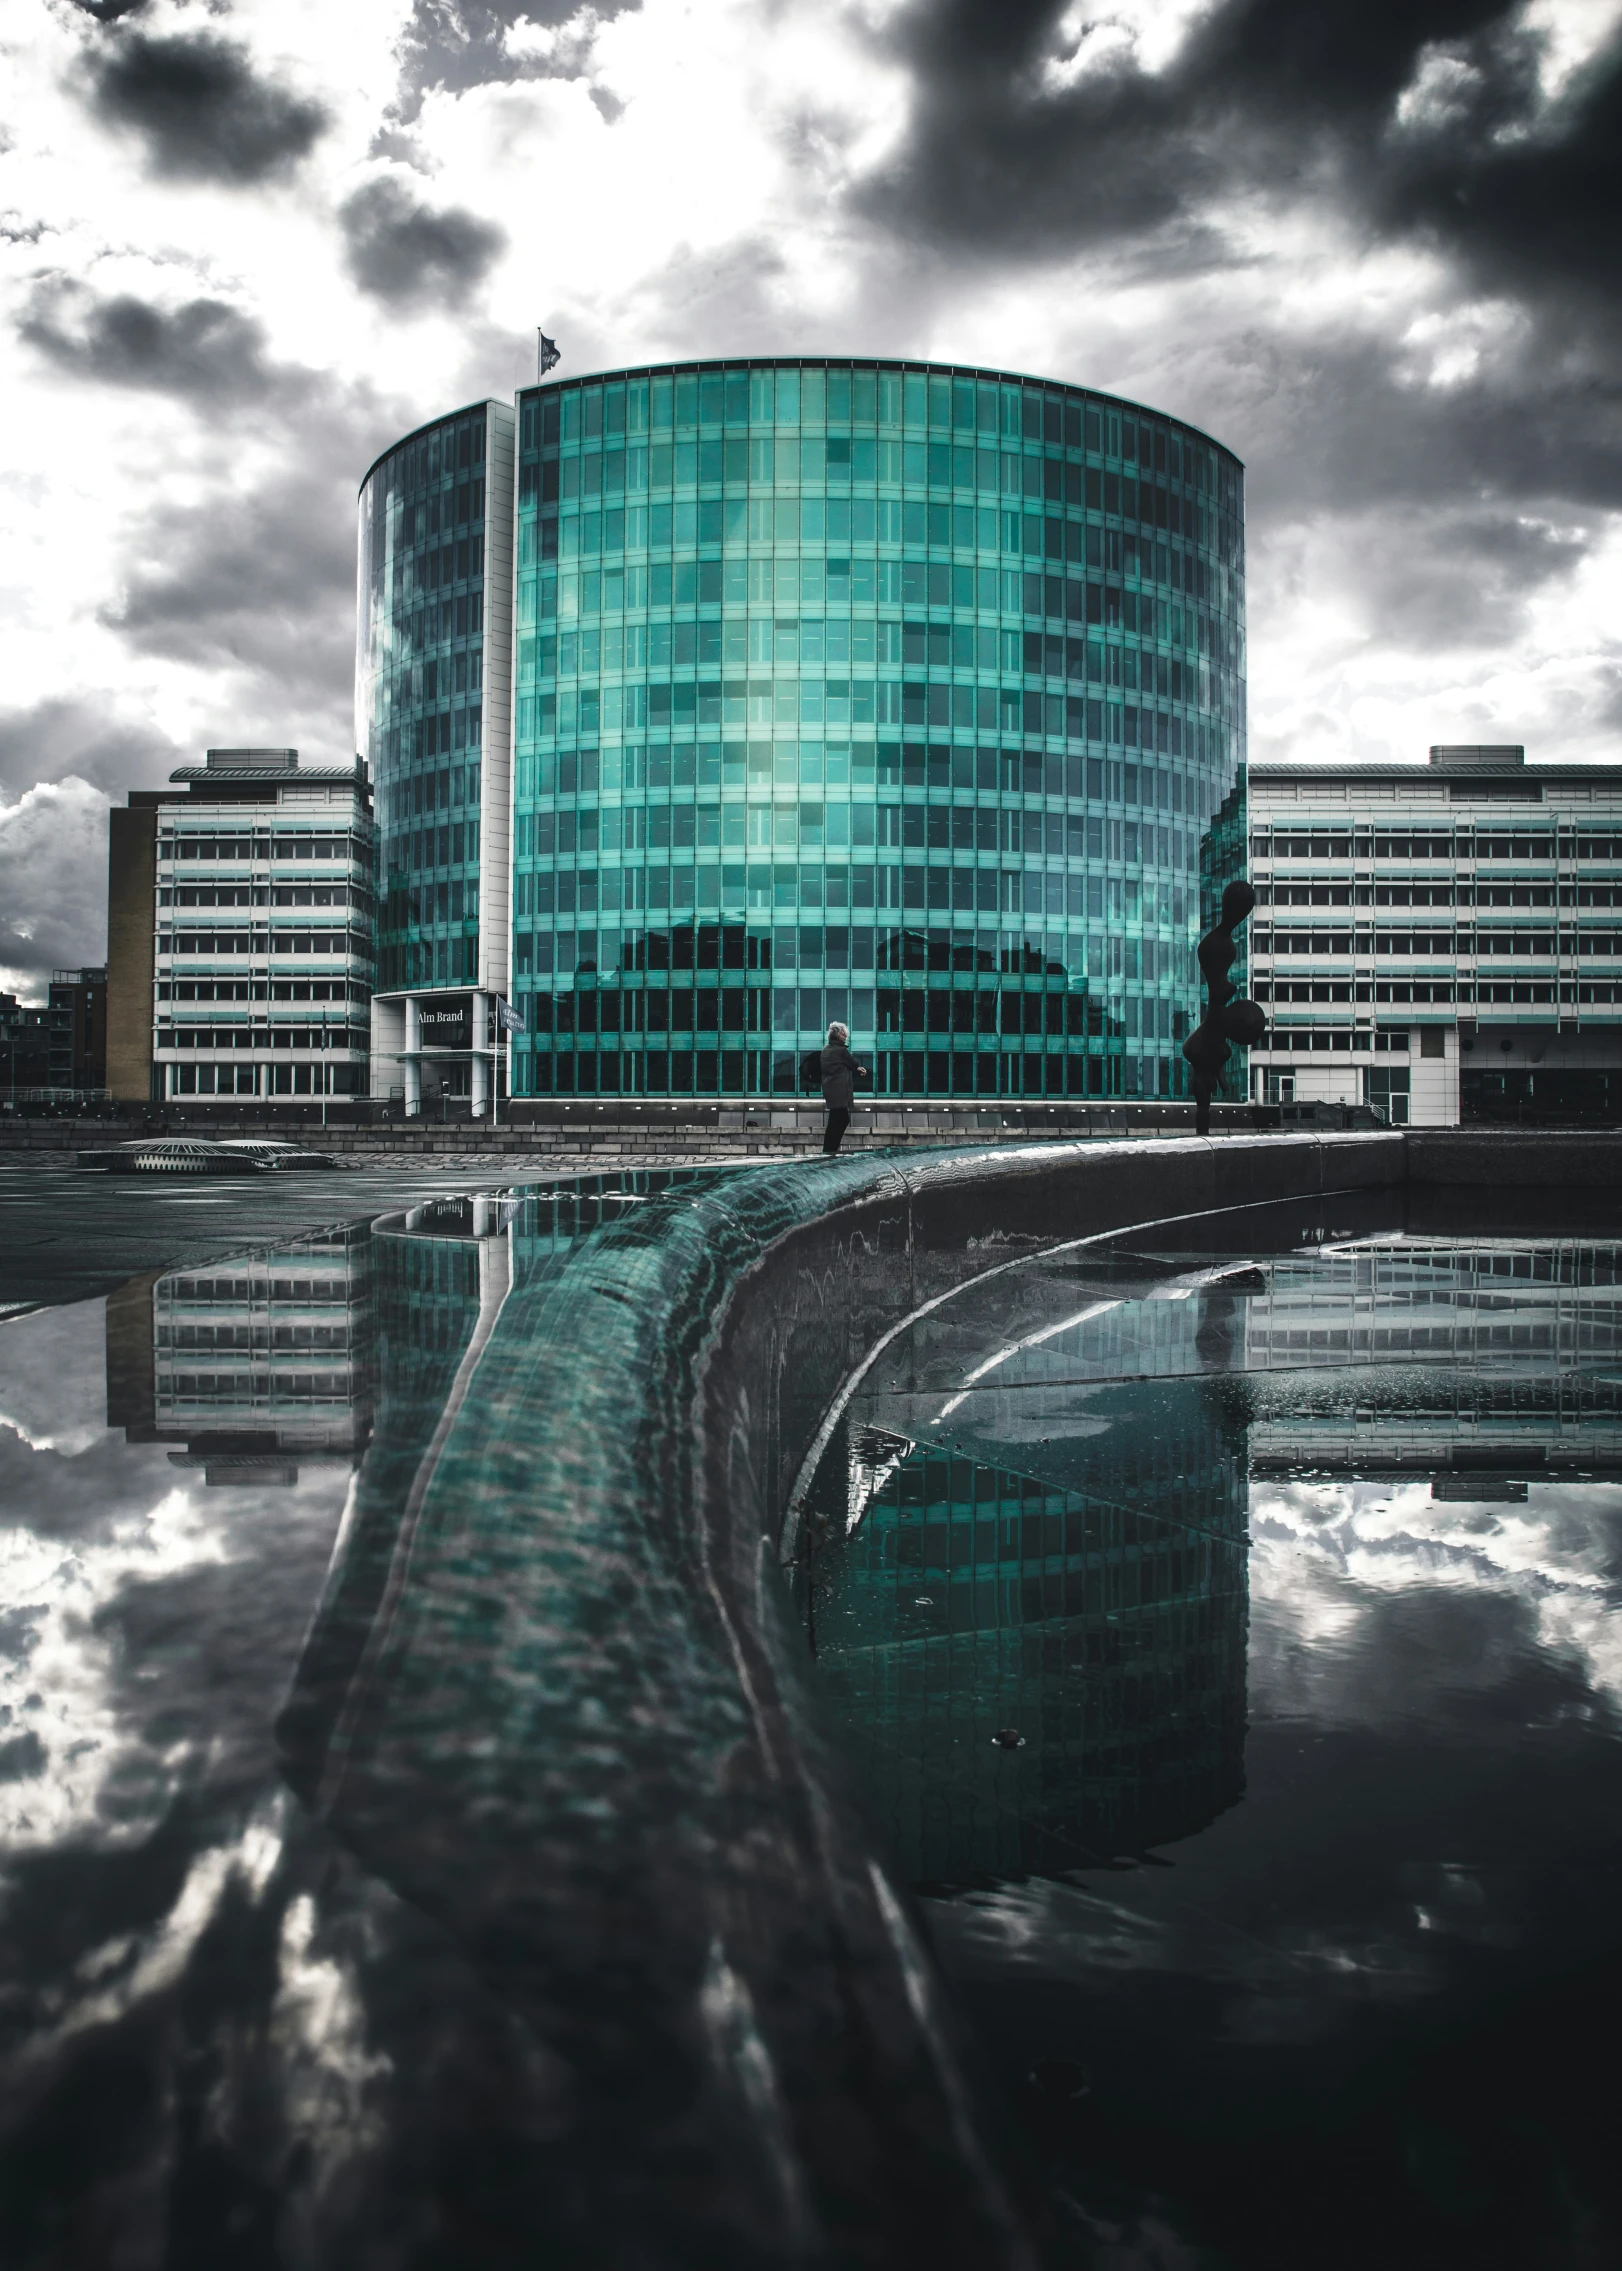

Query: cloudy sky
(2, 0), (1620, 997)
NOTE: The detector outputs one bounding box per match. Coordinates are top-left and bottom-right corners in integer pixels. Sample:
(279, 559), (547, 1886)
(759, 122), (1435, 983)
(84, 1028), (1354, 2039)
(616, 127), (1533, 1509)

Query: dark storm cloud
(0, 1731), (47, 1783)
(1183, 323), (1616, 661)
(0, 776), (114, 992)
(82, 28), (329, 185)
(0, 1607), (43, 1664)
(1354, 506), (1588, 651)
(869, 0), (1622, 297)
(843, 2), (1622, 676)
(1372, 28), (1622, 314)
(0, 697), (178, 802)
(102, 467), (357, 716)
(339, 176), (507, 310)
(1218, 331), (1622, 524)
(18, 283), (294, 405)
(12, 256), (414, 746)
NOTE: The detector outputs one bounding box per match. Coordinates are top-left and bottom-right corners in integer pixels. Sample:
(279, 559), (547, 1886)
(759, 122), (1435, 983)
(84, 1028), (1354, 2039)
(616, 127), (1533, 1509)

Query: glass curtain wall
(509, 361), (1245, 1102)
(359, 405), (498, 999)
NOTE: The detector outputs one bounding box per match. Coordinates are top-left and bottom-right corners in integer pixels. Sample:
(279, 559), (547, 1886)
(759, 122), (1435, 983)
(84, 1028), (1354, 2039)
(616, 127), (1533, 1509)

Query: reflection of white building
(1243, 1239), (1622, 1471)
(106, 1232), (372, 1483)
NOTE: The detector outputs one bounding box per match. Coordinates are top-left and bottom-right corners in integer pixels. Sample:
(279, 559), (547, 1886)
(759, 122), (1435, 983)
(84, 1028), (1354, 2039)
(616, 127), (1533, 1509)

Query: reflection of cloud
(272, 1890), (391, 2186)
(1536, 1588), (1622, 1711)
(17, 1801), (292, 2064)
(1250, 1478), (1622, 1714)
(930, 1877), (1443, 2013)
(0, 1298), (110, 1456)
(935, 1882), (1173, 1975)
(0, 1479), (235, 1848)
(0, 1288), (355, 1850)
(39, 1833), (251, 2052)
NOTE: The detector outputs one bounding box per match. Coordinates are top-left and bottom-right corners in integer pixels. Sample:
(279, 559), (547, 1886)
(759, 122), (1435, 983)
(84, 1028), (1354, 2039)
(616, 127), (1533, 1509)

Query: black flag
(538, 331), (561, 377)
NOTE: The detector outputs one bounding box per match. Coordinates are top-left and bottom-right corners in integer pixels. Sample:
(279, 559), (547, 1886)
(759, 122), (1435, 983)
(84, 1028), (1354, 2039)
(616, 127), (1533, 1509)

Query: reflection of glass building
(357, 362), (1246, 1108)
(104, 1231), (373, 1483)
(811, 1374), (1250, 1882)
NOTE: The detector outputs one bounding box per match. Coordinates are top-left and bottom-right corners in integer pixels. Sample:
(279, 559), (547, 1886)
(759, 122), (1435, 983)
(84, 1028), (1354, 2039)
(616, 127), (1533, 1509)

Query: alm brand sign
(418, 994), (472, 1052)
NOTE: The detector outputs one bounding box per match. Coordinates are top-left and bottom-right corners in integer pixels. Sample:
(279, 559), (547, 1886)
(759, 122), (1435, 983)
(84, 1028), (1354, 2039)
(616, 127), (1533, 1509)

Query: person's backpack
(801, 1049), (823, 1091)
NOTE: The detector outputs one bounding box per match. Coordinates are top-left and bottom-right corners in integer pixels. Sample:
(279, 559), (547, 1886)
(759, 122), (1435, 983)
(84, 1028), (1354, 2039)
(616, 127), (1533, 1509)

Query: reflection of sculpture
(1183, 880), (1267, 1135)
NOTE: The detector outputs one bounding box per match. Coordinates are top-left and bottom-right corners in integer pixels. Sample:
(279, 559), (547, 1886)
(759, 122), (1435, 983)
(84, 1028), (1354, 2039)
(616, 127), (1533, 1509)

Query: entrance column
(403, 996), (421, 1116)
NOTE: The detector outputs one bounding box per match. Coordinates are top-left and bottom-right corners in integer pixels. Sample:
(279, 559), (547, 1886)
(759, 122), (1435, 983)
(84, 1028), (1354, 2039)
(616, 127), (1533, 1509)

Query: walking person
(814, 1021), (868, 1154)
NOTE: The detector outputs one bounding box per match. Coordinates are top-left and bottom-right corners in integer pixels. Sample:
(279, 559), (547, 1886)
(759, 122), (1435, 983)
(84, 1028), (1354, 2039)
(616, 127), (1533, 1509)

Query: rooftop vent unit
(1429, 745), (1525, 770)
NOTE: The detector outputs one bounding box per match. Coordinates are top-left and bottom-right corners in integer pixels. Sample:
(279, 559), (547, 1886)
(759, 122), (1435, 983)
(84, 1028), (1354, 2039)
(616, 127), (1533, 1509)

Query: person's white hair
(826, 1021), (849, 1045)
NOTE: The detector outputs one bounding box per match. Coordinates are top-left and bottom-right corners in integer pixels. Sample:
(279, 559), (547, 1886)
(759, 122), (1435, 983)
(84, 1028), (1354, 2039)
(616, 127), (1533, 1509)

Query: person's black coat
(816, 1041), (867, 1109)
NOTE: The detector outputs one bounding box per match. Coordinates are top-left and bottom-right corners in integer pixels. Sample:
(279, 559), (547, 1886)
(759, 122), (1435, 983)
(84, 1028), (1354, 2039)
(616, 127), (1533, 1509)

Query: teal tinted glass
(358, 409), (490, 995)
(511, 362), (1245, 1101)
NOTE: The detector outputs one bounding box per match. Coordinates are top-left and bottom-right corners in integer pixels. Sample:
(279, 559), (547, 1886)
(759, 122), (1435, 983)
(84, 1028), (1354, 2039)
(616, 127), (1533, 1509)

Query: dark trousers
(822, 1107), (850, 1155)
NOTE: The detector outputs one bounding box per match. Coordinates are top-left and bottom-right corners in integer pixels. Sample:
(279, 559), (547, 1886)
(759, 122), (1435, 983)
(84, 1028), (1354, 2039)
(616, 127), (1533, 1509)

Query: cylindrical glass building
(512, 361), (1244, 1102)
(358, 361), (1246, 1110)
(358, 399), (514, 1112)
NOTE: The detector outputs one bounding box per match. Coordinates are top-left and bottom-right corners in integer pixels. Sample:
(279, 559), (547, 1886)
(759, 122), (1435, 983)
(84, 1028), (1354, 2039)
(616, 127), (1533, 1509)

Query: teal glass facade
(510, 360), (1245, 1101)
(358, 400), (515, 1109)
(361, 405), (495, 994)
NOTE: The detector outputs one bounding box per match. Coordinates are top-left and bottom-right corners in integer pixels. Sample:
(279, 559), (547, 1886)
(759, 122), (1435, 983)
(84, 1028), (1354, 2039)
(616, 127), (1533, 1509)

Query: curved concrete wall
(280, 1133), (1403, 2266)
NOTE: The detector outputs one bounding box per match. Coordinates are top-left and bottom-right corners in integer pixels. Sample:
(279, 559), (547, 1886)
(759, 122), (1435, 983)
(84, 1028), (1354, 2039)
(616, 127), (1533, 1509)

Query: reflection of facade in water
(1244, 1239), (1622, 1471)
(812, 1363), (1249, 1884)
(105, 1230), (372, 1485)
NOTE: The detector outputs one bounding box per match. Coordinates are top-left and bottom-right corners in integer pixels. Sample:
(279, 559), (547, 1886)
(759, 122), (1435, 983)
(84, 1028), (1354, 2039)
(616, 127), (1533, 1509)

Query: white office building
(1247, 745), (1622, 1125)
(107, 748), (375, 1104)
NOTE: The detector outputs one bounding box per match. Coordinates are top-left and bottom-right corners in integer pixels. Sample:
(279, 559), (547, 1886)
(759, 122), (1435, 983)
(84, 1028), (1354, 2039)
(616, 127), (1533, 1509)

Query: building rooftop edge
(1250, 762), (1622, 778)
(518, 358), (1244, 470)
(167, 765), (365, 785)
(358, 398), (508, 498)
(357, 362), (1245, 494)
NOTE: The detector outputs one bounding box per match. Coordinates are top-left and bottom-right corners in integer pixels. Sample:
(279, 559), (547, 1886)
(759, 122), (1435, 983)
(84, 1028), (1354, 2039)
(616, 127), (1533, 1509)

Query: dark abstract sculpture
(1183, 879), (1268, 1135)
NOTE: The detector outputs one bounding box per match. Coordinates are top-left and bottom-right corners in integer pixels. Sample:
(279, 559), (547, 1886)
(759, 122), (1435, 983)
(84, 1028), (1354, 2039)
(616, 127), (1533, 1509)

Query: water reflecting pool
(0, 1173), (740, 2268)
(802, 1225), (1622, 2267)
(3, 1173), (1621, 2268)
